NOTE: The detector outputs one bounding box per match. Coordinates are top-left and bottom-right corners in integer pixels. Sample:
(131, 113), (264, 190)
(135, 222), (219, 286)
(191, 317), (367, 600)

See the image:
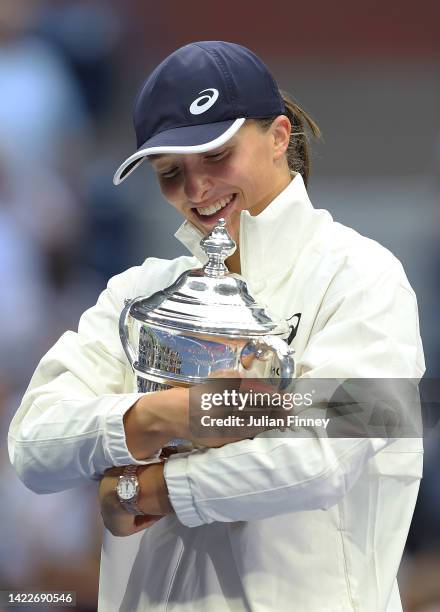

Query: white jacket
(9, 175), (425, 611)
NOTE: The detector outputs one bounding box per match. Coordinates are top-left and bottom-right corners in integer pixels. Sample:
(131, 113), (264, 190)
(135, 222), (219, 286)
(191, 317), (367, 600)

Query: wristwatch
(115, 465), (146, 515)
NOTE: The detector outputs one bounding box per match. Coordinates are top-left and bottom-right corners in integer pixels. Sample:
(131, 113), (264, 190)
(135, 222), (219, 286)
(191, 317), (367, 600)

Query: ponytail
(256, 91), (321, 187)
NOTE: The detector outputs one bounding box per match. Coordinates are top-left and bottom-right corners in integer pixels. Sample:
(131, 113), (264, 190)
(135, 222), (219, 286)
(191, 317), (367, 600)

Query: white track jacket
(9, 174), (425, 611)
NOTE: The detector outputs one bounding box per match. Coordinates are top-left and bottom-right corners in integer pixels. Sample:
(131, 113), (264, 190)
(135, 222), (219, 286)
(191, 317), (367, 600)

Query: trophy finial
(200, 218), (236, 277)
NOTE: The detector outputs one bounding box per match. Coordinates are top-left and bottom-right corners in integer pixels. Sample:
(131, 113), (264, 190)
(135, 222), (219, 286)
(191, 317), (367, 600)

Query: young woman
(9, 41), (424, 611)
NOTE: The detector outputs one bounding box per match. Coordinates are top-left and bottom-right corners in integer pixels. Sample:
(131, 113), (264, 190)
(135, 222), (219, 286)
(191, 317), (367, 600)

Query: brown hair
(256, 91), (321, 187)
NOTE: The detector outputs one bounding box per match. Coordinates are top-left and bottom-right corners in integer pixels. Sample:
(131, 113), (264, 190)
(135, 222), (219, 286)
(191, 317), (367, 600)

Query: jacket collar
(174, 173), (329, 293)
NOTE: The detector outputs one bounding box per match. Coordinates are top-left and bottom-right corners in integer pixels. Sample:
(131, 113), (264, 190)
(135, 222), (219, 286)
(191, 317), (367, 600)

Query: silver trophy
(119, 218), (295, 448)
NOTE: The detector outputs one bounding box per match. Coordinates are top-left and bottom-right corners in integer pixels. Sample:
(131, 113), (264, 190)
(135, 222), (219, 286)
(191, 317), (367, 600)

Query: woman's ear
(271, 115), (291, 160)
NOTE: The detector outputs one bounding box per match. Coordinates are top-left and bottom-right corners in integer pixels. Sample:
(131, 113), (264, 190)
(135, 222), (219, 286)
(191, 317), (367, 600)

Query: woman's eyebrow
(148, 155), (177, 170)
(148, 155), (165, 163)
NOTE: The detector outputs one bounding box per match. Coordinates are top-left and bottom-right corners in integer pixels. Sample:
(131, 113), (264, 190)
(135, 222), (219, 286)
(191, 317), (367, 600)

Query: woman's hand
(124, 370), (247, 459)
(123, 368), (272, 460)
(190, 369), (267, 449)
(99, 464), (172, 537)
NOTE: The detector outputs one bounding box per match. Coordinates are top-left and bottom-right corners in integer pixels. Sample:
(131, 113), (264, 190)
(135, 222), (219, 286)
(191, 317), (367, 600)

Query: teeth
(198, 194), (234, 216)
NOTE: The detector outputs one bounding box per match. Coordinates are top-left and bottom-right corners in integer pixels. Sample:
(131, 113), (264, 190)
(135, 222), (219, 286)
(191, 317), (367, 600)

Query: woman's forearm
(123, 387), (190, 460)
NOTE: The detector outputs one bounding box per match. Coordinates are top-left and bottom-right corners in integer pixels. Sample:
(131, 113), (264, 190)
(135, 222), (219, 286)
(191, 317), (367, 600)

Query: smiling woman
(146, 107), (317, 276)
(9, 40), (425, 612)
(148, 117), (293, 251)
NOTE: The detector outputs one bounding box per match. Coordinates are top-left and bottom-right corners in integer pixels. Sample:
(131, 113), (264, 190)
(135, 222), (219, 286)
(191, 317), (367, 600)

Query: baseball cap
(113, 41), (285, 185)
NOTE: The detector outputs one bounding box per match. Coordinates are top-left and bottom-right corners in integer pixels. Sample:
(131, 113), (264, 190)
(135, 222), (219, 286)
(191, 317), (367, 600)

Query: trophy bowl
(119, 219), (295, 448)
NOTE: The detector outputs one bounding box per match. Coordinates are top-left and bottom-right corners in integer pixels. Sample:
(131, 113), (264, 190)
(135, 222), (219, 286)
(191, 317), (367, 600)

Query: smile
(192, 194), (237, 222)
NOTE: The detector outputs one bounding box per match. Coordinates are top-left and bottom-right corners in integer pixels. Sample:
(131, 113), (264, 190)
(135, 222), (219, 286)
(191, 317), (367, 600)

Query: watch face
(117, 477), (137, 501)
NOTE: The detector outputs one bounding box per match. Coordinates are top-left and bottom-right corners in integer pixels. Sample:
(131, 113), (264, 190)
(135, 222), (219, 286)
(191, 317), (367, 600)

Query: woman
(9, 41), (424, 611)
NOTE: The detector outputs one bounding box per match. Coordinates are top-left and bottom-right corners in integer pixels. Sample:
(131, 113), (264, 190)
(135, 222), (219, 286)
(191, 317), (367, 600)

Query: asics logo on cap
(189, 88), (219, 115)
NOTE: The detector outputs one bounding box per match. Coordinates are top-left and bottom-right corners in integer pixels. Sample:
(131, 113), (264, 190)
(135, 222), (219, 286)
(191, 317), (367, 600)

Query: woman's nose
(183, 167), (213, 203)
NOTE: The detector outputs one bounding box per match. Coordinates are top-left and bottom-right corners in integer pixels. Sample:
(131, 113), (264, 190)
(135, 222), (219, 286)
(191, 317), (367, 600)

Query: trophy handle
(240, 336), (295, 391)
(119, 297), (139, 369)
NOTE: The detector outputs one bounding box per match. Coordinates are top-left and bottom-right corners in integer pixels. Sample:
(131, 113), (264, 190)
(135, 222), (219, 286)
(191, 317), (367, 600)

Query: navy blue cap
(113, 41), (285, 185)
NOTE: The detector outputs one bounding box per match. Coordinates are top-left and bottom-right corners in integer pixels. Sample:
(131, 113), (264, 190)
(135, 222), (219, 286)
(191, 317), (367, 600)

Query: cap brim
(113, 118), (245, 185)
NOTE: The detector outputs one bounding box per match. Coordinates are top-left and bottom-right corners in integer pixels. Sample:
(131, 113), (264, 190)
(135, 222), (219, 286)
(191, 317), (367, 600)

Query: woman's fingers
(134, 515), (162, 530)
(207, 368), (242, 379)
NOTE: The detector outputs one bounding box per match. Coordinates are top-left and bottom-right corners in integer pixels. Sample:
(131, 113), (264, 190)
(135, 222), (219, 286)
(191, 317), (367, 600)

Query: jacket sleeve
(164, 261), (425, 527)
(8, 266), (159, 494)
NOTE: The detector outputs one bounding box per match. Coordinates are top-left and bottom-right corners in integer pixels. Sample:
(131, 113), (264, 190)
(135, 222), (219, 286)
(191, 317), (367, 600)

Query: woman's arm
(7, 264), (190, 493)
(158, 264), (425, 527)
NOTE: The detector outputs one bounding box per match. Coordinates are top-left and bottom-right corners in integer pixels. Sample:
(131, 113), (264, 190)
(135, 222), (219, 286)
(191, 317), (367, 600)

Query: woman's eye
(160, 168), (180, 179)
(205, 150), (228, 162)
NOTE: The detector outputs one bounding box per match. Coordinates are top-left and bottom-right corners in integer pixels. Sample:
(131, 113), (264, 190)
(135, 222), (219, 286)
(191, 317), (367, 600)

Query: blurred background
(0, 0), (438, 610)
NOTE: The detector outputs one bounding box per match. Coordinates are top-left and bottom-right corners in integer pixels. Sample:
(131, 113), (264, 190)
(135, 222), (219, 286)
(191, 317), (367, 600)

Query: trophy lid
(130, 219), (289, 337)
